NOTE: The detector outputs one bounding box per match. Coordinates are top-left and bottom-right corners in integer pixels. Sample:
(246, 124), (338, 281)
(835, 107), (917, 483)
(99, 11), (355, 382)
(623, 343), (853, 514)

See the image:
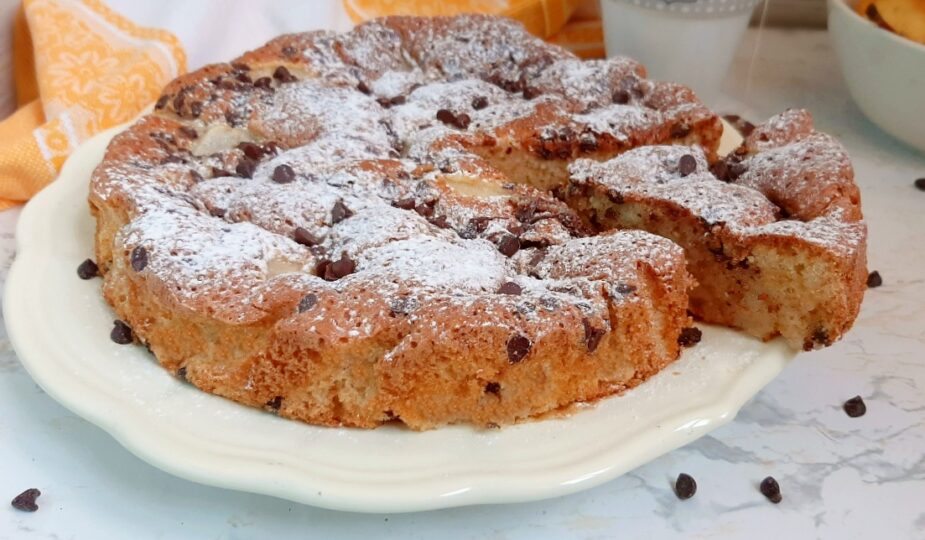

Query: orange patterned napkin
(0, 0), (185, 210)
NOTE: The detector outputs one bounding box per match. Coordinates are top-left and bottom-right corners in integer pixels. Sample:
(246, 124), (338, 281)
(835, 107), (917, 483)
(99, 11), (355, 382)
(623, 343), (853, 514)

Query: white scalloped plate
(4, 120), (796, 513)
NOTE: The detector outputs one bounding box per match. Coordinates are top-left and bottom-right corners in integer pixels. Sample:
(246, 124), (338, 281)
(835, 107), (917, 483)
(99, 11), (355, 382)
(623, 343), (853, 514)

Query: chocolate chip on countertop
(110, 320), (134, 344)
(674, 473), (697, 500)
(272, 164), (296, 184)
(760, 476), (782, 504)
(915, 178), (925, 191)
(298, 293), (318, 313)
(130, 246), (148, 272)
(330, 201), (353, 224)
(506, 334), (532, 364)
(498, 281), (522, 295)
(77, 258), (99, 279)
(496, 234), (521, 257)
(677, 327), (702, 348)
(843, 395), (867, 418)
(866, 270), (882, 288)
(678, 154), (697, 177)
(10, 488), (41, 512)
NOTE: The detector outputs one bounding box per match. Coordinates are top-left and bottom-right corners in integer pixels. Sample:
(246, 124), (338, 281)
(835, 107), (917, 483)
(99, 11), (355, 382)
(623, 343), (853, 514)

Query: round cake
(88, 15), (866, 430)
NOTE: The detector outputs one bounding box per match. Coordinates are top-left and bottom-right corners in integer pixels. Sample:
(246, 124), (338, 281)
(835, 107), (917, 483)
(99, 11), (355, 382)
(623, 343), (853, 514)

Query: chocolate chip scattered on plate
(760, 476), (782, 504)
(843, 395), (867, 417)
(110, 320), (134, 344)
(866, 270), (882, 288)
(674, 473), (697, 500)
(677, 327), (702, 347)
(76, 258), (99, 279)
(10, 488), (41, 512)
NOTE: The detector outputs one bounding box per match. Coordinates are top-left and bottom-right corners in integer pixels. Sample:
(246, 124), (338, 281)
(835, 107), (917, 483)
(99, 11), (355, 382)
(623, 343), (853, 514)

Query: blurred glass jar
(601, 0), (763, 103)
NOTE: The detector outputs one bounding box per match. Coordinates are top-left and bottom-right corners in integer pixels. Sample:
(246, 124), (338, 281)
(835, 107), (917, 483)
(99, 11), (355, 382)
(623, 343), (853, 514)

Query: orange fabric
(342, 0), (588, 38)
(0, 0), (185, 210)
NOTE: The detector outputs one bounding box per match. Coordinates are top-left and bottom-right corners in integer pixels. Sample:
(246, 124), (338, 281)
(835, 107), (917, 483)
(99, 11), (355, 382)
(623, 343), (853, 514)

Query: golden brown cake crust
(89, 14), (706, 430)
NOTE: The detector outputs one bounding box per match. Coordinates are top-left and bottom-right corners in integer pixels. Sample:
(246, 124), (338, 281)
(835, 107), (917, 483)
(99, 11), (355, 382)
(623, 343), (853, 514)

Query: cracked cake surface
(88, 15), (865, 429)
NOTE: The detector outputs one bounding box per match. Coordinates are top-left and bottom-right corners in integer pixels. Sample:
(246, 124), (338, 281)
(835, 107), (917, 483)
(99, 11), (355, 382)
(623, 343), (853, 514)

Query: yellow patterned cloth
(0, 0), (185, 210)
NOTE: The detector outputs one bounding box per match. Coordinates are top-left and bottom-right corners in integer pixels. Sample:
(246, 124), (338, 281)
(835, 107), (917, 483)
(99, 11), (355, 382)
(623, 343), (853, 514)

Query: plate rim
(4, 121), (797, 513)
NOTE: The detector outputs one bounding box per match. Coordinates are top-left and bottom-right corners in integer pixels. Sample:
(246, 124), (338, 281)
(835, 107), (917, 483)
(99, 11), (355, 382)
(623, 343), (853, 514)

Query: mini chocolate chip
(678, 154), (697, 177)
(498, 281), (522, 295)
(414, 202), (435, 218)
(77, 258), (99, 279)
(497, 234), (520, 257)
(273, 65), (296, 83)
(238, 141), (264, 160)
(615, 283), (636, 295)
(612, 89), (630, 104)
(356, 81), (371, 94)
(209, 206), (226, 218)
(392, 198), (416, 210)
(727, 161), (747, 181)
(709, 161), (729, 181)
(485, 382), (501, 395)
(678, 327), (702, 347)
(579, 133), (598, 152)
(455, 112), (471, 129)
(235, 158), (257, 178)
(154, 95), (169, 109)
(582, 318), (606, 353)
(254, 77), (272, 89)
(436, 109), (456, 125)
(760, 476), (782, 504)
(130, 246), (148, 271)
(506, 334), (531, 364)
(430, 215), (450, 228)
(298, 293), (318, 313)
(315, 258), (332, 278)
(324, 254), (355, 280)
(266, 396), (283, 411)
(674, 473), (696, 500)
(389, 95), (406, 106)
(211, 167), (232, 178)
(176, 366), (187, 380)
(866, 270), (882, 288)
(376, 97), (393, 108)
(331, 201), (353, 224)
(189, 101), (203, 118)
(10, 488), (41, 512)
(272, 164), (296, 184)
(110, 320), (134, 344)
(843, 395), (866, 417)
(472, 96), (488, 110)
(179, 126), (198, 139)
(915, 178), (925, 191)
(671, 123), (691, 138)
(522, 87), (541, 100)
(293, 227), (320, 246)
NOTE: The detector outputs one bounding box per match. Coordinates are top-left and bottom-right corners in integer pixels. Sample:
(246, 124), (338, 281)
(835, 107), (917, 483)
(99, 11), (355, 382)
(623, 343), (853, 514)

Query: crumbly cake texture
(88, 15), (864, 429)
(565, 109), (867, 350)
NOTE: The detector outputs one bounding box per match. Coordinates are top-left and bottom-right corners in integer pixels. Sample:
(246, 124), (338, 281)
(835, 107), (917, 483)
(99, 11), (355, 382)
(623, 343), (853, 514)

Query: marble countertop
(2, 27), (924, 539)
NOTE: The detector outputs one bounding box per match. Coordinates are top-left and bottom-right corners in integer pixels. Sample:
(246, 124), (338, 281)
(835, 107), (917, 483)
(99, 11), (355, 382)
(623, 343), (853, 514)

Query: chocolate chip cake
(88, 15), (866, 430)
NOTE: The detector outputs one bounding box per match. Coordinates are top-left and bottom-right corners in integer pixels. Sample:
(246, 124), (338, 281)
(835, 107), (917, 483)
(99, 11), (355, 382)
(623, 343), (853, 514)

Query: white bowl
(828, 0), (925, 153)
